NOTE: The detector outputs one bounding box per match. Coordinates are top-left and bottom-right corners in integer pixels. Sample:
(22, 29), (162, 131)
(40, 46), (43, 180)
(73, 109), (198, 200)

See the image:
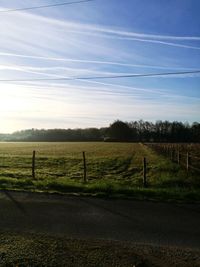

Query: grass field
(0, 142), (199, 201)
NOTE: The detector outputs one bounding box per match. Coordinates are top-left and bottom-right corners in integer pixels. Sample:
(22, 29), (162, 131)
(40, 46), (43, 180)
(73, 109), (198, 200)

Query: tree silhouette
(108, 120), (132, 141)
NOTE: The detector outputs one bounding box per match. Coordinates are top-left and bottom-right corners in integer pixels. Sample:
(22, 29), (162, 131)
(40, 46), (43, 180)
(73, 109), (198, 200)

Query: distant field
(0, 142), (199, 201)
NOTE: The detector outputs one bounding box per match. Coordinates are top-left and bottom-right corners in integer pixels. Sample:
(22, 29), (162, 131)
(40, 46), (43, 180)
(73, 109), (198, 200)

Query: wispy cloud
(0, 2), (199, 132)
(24, 13), (200, 49)
(51, 28), (200, 50)
(19, 11), (200, 41)
(0, 54), (198, 73)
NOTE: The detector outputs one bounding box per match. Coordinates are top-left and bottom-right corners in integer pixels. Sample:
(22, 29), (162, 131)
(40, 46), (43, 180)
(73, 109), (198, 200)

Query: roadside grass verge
(0, 177), (200, 202)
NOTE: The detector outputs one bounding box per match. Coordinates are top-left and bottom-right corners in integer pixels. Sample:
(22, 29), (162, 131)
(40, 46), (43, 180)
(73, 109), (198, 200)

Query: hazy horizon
(0, 119), (198, 135)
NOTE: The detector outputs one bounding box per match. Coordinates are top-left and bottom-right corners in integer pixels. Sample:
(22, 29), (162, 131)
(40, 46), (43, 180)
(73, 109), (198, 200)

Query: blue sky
(0, 0), (200, 133)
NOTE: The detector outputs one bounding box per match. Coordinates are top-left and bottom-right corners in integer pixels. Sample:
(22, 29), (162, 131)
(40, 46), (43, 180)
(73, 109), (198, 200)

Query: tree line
(0, 120), (199, 142)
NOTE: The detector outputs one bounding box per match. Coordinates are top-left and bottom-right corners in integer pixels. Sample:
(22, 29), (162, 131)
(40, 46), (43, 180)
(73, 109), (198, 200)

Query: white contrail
(0, 52), (168, 68)
(1, 8), (200, 51)
(5, 79), (199, 102)
(4, 63), (164, 77)
(2, 63), (198, 101)
(0, 52), (198, 70)
(88, 25), (200, 41)
(39, 15), (200, 41)
(56, 29), (200, 50)
(2, 69), (167, 95)
(0, 63), (135, 76)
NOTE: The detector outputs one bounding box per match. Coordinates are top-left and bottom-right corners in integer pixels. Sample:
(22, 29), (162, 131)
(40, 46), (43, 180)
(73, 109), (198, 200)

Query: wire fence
(0, 150), (149, 187)
(0, 145), (199, 190)
(146, 143), (200, 173)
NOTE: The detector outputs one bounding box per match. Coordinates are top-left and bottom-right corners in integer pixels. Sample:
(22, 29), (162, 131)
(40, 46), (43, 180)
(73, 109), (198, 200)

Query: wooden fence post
(177, 150), (180, 165)
(143, 157), (147, 188)
(82, 151), (87, 183)
(170, 149), (174, 162)
(186, 152), (190, 172)
(32, 150), (36, 179)
(167, 146), (170, 158)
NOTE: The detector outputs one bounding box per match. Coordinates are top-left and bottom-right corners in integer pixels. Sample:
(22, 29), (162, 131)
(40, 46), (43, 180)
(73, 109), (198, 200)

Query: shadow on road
(2, 189), (27, 215)
(80, 197), (137, 223)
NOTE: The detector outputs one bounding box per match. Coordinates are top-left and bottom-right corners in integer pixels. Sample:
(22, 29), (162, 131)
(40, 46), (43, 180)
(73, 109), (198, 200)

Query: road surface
(0, 190), (200, 248)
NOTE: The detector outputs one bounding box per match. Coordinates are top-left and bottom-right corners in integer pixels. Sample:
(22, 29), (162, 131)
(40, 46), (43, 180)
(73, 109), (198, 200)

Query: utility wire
(0, 70), (200, 82)
(0, 0), (95, 13)
(65, 70), (200, 80)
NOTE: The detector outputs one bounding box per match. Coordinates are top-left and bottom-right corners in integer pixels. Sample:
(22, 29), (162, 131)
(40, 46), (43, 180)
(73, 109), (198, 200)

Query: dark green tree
(108, 120), (132, 141)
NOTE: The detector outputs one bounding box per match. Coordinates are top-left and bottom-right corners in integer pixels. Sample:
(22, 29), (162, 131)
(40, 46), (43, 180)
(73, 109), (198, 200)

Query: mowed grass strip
(0, 142), (199, 201)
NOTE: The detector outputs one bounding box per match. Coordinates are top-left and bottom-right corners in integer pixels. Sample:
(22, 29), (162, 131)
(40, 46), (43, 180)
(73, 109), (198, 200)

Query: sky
(0, 0), (200, 133)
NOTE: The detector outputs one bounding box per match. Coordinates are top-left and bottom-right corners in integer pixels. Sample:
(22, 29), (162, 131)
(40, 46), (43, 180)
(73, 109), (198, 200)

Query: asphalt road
(0, 191), (200, 249)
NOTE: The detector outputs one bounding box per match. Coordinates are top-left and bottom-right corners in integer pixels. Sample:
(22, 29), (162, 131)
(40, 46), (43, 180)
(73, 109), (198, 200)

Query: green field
(0, 142), (199, 201)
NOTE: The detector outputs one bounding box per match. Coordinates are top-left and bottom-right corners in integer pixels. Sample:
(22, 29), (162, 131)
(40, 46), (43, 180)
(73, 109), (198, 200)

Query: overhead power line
(0, 0), (95, 13)
(66, 70), (200, 80)
(0, 70), (200, 82)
